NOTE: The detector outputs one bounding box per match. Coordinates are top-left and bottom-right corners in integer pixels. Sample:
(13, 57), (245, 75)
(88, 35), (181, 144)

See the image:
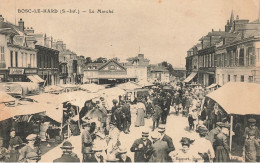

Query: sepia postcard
(0, 0), (260, 162)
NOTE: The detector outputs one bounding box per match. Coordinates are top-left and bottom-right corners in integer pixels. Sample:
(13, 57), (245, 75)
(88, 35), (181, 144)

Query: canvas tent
(116, 82), (142, 91)
(0, 103), (57, 122)
(206, 82), (260, 152)
(206, 82), (260, 115)
(79, 83), (105, 93)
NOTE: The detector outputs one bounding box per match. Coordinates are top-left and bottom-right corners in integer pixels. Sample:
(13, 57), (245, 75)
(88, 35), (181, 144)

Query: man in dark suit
(53, 141), (80, 162)
(130, 131), (152, 162)
(158, 124), (175, 161)
(121, 100), (131, 134)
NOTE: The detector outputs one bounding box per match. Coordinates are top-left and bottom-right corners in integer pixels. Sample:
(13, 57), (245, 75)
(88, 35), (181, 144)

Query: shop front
(198, 67), (216, 86)
(8, 67), (44, 83)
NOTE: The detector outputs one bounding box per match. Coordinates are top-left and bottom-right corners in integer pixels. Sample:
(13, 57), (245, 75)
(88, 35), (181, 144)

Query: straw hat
(60, 141), (74, 149)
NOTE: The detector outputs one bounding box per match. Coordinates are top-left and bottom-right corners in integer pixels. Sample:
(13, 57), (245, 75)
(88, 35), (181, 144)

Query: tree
(161, 61), (174, 76)
(93, 57), (107, 63)
(85, 57), (92, 64)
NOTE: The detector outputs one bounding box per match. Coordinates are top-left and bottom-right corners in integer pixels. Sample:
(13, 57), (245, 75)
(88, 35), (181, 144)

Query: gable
(98, 59), (126, 72)
(100, 61), (125, 72)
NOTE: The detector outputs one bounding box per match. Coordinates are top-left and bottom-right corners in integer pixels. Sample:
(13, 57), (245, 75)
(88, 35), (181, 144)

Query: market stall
(205, 82), (260, 157)
(44, 85), (64, 94)
(0, 91), (16, 106)
(79, 83), (106, 93)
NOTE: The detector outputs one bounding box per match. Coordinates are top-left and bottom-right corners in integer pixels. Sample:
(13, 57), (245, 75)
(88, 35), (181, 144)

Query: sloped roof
(98, 59), (126, 71)
(150, 66), (169, 72)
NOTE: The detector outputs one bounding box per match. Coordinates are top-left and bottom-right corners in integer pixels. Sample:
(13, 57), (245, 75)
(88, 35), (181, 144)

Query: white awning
(206, 83), (220, 89)
(33, 75), (44, 82)
(27, 75), (39, 83)
(206, 82), (260, 115)
(184, 72), (197, 83)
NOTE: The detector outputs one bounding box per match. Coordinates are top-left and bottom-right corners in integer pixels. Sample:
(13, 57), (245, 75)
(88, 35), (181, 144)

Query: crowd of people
(1, 82), (260, 162)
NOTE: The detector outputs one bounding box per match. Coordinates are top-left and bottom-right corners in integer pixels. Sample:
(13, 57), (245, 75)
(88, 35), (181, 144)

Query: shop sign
(24, 68), (37, 74)
(9, 68), (24, 75)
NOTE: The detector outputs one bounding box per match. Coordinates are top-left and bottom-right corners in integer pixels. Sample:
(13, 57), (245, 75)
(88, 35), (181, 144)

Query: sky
(0, 0), (259, 67)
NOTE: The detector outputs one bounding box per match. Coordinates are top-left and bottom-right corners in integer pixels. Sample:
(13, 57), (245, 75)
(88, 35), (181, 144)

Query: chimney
(138, 54), (144, 59)
(24, 27), (34, 34)
(62, 43), (66, 51)
(236, 15), (239, 20)
(0, 15), (4, 22)
(18, 18), (24, 31)
(212, 29), (214, 32)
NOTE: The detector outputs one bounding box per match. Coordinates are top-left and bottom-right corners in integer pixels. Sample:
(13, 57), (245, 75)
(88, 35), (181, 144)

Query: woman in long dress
(214, 124), (230, 162)
(135, 102), (146, 127)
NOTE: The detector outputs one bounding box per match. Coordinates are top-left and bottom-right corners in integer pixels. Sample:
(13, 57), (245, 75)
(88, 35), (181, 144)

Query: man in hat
(121, 100), (131, 134)
(53, 141), (80, 162)
(206, 122), (224, 145)
(82, 122), (93, 162)
(112, 104), (123, 131)
(8, 128), (23, 162)
(243, 130), (258, 162)
(0, 137), (9, 162)
(152, 100), (162, 131)
(111, 99), (118, 114)
(86, 144), (105, 162)
(117, 147), (131, 162)
(148, 132), (168, 162)
(194, 125), (215, 162)
(244, 118), (260, 140)
(158, 124), (175, 153)
(19, 134), (41, 162)
(130, 130), (152, 162)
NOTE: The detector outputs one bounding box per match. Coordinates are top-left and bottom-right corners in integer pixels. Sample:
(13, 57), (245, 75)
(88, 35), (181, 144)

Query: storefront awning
(33, 75), (44, 82)
(183, 72), (197, 83)
(27, 75), (44, 83)
(27, 75), (39, 83)
(206, 82), (260, 115)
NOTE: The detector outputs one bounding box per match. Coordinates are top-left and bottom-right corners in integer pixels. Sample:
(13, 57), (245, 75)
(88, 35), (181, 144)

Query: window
(235, 50), (239, 66)
(21, 53), (23, 67)
(212, 53), (215, 67)
(248, 76), (253, 83)
(217, 74), (220, 84)
(239, 48), (244, 66)
(10, 51), (13, 67)
(221, 54), (225, 67)
(0, 46), (4, 61)
(222, 74), (225, 85)
(224, 53), (228, 67)
(227, 52), (231, 66)
(228, 75), (230, 82)
(25, 53), (28, 67)
(254, 48), (259, 65)
(240, 75), (244, 82)
(15, 51), (18, 67)
(234, 75), (237, 82)
(29, 54), (32, 67)
(209, 54), (212, 67)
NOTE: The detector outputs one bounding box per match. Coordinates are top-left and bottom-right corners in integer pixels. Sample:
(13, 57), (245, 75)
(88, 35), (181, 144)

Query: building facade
(124, 54), (150, 82)
(0, 17), (40, 82)
(185, 11), (260, 86)
(83, 59), (136, 84)
(148, 64), (170, 83)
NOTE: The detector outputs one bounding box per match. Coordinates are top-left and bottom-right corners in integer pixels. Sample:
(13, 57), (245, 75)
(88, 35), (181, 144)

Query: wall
(216, 67), (254, 85)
